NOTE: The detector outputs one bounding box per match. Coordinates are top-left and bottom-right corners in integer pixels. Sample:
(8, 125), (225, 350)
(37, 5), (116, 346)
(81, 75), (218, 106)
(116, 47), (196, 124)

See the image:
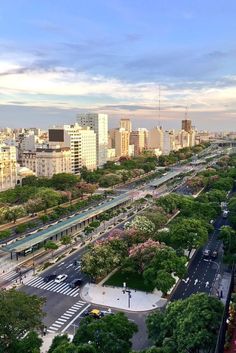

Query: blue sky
(0, 0), (236, 130)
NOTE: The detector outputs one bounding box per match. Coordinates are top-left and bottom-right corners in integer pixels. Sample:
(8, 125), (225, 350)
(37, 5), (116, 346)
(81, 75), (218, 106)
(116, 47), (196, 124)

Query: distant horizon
(0, 1), (236, 130)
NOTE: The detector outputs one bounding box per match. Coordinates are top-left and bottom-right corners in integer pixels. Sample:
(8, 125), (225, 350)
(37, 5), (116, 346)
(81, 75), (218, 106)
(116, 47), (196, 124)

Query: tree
(125, 216), (155, 236)
(4, 206), (26, 223)
(48, 335), (70, 353)
(156, 195), (179, 214)
(0, 229), (11, 240)
(44, 241), (59, 258)
(81, 240), (127, 280)
(36, 188), (62, 213)
(169, 218), (208, 255)
(146, 293), (224, 353)
(39, 214), (50, 224)
(143, 247), (187, 294)
(218, 226), (236, 264)
(51, 173), (79, 190)
(13, 331), (42, 353)
(61, 235), (72, 248)
(73, 312), (138, 353)
(25, 198), (44, 214)
(142, 210), (168, 231)
(99, 174), (122, 187)
(0, 289), (45, 353)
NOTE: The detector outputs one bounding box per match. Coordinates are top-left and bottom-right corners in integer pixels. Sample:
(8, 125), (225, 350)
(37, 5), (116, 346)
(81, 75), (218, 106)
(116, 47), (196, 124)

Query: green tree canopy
(147, 293), (224, 353)
(0, 289), (45, 353)
(73, 312), (137, 353)
(168, 218), (208, 254)
(51, 173), (80, 190)
(143, 247), (187, 294)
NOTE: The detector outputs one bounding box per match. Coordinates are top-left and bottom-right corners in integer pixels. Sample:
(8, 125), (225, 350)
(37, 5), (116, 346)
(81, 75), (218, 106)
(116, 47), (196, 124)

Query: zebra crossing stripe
(51, 323), (62, 328)
(26, 276), (83, 297)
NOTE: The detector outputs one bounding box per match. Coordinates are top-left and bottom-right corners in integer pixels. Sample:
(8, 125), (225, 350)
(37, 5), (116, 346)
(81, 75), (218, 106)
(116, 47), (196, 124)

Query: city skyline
(0, 0), (236, 130)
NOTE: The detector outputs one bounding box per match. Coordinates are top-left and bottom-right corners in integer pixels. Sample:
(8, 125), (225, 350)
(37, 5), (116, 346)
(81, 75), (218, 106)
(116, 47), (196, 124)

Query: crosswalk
(47, 301), (87, 333)
(25, 276), (81, 297)
(0, 270), (17, 283)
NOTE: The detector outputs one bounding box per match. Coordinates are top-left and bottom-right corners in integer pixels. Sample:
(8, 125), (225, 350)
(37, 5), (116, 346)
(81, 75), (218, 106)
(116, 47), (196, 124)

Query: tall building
(147, 126), (164, 151)
(114, 128), (130, 158)
(182, 119), (192, 133)
(49, 124), (97, 174)
(130, 129), (147, 155)
(120, 119), (132, 132)
(77, 113), (108, 166)
(0, 144), (17, 191)
(163, 131), (175, 155)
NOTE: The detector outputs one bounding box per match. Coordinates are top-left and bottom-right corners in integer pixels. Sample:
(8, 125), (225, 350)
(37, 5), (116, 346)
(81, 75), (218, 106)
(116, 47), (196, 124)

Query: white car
(55, 274), (68, 283)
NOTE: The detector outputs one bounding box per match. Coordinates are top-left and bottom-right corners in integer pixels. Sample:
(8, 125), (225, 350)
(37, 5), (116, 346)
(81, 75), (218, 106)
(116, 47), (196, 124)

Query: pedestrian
(43, 326), (47, 336)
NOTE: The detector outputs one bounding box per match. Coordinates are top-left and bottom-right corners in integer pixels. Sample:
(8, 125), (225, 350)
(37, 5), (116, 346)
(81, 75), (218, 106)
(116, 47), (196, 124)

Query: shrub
(0, 229), (11, 239)
(15, 223), (27, 234)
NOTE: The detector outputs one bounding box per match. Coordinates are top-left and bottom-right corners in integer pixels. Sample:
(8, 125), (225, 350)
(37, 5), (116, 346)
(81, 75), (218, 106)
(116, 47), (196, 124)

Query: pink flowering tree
(125, 239), (165, 273)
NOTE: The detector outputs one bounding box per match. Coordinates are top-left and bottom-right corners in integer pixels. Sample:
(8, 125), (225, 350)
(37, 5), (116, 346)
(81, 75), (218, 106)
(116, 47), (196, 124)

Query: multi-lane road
(0, 153), (229, 351)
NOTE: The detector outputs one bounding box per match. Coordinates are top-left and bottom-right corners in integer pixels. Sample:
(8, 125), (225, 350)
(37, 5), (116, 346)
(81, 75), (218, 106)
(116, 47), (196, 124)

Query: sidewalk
(40, 332), (58, 353)
(80, 283), (167, 312)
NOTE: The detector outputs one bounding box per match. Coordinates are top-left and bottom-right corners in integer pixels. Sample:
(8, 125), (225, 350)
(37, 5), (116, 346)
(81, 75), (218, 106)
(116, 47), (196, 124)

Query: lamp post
(122, 282), (131, 309)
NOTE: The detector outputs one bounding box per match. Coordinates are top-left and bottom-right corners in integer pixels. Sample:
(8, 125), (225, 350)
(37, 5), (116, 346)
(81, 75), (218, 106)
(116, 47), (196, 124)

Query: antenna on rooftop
(158, 85), (161, 127)
(185, 106), (189, 119)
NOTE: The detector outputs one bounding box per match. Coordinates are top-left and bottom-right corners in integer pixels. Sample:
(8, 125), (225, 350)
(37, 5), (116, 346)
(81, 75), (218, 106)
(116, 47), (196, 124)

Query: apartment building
(0, 144), (17, 191)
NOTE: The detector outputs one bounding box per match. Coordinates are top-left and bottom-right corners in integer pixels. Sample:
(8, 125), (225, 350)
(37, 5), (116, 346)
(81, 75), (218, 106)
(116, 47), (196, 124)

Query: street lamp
(122, 282), (131, 308)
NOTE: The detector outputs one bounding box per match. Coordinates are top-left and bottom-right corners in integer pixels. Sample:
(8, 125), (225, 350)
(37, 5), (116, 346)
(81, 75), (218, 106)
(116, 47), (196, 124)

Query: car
(211, 250), (218, 259)
(73, 259), (81, 266)
(88, 309), (102, 319)
(44, 274), (57, 283)
(55, 274), (68, 283)
(69, 278), (83, 289)
(100, 309), (113, 317)
(203, 249), (210, 258)
(223, 210), (229, 218)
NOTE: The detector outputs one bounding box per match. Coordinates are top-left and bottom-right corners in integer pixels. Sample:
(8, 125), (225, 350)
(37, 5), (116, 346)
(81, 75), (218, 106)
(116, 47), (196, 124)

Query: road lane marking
(62, 304), (91, 333)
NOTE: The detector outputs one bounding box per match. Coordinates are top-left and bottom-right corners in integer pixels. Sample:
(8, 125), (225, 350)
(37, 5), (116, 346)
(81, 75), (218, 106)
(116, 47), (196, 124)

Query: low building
(20, 148), (71, 178)
(36, 148), (71, 178)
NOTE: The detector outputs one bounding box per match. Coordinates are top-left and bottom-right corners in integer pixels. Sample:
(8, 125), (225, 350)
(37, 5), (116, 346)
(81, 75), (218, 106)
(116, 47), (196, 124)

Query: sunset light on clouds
(0, 0), (236, 130)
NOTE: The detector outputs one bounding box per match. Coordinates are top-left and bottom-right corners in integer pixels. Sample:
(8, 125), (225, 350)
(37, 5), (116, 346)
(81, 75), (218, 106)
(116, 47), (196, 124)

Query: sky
(0, 0), (236, 131)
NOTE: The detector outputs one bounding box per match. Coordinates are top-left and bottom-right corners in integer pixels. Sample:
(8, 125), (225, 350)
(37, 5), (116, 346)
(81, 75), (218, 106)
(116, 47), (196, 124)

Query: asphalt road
(3, 156), (224, 351)
(171, 213), (228, 301)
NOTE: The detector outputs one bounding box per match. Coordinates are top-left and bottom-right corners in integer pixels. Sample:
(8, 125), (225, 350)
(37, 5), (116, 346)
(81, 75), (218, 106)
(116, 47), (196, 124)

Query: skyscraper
(77, 113), (108, 166)
(120, 119), (132, 132)
(114, 128), (130, 157)
(182, 119), (192, 133)
(130, 128), (147, 155)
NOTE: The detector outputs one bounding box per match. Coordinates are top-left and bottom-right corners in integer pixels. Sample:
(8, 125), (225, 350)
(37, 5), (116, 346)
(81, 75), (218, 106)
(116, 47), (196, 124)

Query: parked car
(100, 309), (113, 317)
(223, 210), (229, 218)
(55, 274), (68, 283)
(84, 309), (102, 319)
(69, 278), (83, 289)
(44, 274), (57, 283)
(203, 249), (210, 258)
(211, 250), (218, 259)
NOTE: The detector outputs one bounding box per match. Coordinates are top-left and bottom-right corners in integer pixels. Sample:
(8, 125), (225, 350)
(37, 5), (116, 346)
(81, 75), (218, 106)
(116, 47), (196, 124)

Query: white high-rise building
(148, 127), (164, 151)
(49, 124), (97, 174)
(0, 144), (17, 191)
(163, 131), (175, 155)
(77, 113), (108, 166)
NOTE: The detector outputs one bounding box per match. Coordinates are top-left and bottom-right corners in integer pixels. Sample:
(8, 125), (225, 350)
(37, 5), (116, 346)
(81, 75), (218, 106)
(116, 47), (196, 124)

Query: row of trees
(81, 155), (235, 293)
(0, 179), (98, 226)
(158, 143), (209, 166)
(0, 289), (223, 353)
